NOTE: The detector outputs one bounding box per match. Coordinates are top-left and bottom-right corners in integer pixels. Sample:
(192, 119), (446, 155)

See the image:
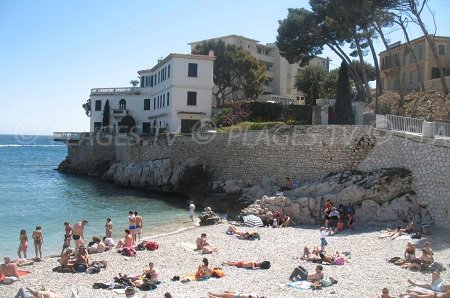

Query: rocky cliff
(240, 168), (433, 225)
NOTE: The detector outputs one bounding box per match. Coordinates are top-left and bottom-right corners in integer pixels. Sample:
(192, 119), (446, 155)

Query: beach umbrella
(243, 215), (263, 227)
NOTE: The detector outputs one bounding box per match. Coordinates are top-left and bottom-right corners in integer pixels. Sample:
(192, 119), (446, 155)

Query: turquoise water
(0, 135), (192, 259)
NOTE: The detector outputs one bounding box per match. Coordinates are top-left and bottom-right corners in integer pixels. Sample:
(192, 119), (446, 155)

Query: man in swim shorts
(134, 211), (143, 242)
(72, 220), (88, 255)
(128, 211), (136, 237)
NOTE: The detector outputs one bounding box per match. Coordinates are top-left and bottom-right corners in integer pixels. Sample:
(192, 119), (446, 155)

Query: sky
(0, 0), (449, 135)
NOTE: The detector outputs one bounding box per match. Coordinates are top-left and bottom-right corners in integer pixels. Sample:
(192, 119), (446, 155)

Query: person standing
(134, 212), (143, 242)
(32, 226), (43, 260)
(105, 218), (113, 238)
(17, 230), (28, 260)
(128, 211), (136, 238)
(64, 222), (72, 238)
(72, 220), (88, 255)
(320, 226), (328, 251)
(189, 201), (196, 222)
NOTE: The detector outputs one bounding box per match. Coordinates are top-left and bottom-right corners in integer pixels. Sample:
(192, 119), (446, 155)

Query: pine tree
(335, 62), (354, 124)
(102, 100), (110, 128)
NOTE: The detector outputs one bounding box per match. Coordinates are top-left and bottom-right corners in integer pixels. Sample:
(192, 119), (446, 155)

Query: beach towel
(396, 234), (412, 240)
(176, 242), (198, 253)
(287, 280), (313, 291)
(402, 286), (438, 298)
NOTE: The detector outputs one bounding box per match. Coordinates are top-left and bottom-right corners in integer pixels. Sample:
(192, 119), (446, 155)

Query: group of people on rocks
(323, 199), (355, 234)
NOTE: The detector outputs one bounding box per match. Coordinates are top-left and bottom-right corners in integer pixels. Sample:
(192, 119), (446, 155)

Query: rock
(225, 180), (245, 194)
(356, 200), (379, 222)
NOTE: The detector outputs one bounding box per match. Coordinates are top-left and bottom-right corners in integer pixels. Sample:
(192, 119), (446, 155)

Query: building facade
(189, 34), (329, 105)
(89, 53), (215, 134)
(379, 35), (450, 92)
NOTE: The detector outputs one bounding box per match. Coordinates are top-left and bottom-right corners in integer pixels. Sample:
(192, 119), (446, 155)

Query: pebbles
(0, 224), (448, 297)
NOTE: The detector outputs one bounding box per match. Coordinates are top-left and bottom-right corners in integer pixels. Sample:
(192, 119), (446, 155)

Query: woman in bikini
(403, 272), (450, 297)
(32, 226), (43, 260)
(404, 242), (416, 262)
(402, 249), (433, 271)
(195, 258), (213, 280)
(221, 260), (271, 270)
(208, 291), (262, 298)
(17, 229), (28, 260)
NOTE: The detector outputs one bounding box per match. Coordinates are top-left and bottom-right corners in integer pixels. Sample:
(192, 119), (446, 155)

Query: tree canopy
(192, 40), (267, 106)
(82, 98), (91, 117)
(335, 61), (354, 124)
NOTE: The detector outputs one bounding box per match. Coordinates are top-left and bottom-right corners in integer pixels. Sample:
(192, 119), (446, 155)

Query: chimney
(208, 50), (214, 57)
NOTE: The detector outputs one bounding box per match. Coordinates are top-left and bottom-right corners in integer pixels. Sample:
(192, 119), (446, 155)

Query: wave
(0, 144), (65, 147)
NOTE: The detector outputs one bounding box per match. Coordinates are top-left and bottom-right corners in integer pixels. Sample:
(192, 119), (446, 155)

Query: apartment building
(189, 34), (329, 105)
(89, 52), (215, 134)
(379, 35), (450, 92)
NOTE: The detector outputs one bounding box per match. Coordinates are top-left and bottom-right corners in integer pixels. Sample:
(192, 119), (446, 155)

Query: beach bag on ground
(136, 242), (146, 251)
(334, 257), (345, 265)
(145, 241), (159, 251)
(388, 257), (401, 263)
(122, 247), (136, 257)
(411, 232), (422, 239)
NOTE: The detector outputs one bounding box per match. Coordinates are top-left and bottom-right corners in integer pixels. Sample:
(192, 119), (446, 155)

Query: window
(168, 64), (170, 78)
(150, 75), (154, 87)
(187, 91), (197, 105)
(95, 100), (102, 111)
(94, 122), (102, 132)
(119, 99), (126, 110)
(167, 92), (170, 106)
(438, 44), (446, 55)
(416, 44), (423, 60)
(144, 98), (151, 110)
(163, 94), (165, 107)
(157, 96), (160, 109)
(188, 63), (198, 77)
(142, 122), (151, 134)
(153, 98), (156, 109)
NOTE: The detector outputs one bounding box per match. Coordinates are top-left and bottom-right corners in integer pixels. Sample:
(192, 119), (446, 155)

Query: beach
(1, 223), (449, 298)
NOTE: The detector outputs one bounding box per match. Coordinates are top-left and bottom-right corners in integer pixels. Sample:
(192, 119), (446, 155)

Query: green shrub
(219, 121), (284, 132)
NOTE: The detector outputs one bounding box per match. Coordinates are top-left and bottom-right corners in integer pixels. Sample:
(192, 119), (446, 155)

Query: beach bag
(122, 247), (136, 257)
(136, 243), (145, 251)
(334, 257), (345, 265)
(411, 232), (422, 239)
(211, 269), (225, 278)
(145, 241), (159, 251)
(388, 257), (401, 263)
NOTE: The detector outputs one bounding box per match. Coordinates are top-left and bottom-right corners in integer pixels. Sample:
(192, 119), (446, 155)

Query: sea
(0, 134), (194, 259)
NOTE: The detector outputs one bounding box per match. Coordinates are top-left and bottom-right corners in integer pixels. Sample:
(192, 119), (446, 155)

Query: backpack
(145, 241), (159, 251)
(122, 247), (136, 257)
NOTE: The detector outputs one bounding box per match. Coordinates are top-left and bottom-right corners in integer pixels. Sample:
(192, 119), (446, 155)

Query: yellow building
(379, 35), (450, 92)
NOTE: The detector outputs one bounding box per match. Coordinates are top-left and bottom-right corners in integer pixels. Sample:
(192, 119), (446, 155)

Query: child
(379, 287), (392, 298)
(320, 227), (328, 251)
(17, 229), (28, 260)
(61, 234), (71, 256)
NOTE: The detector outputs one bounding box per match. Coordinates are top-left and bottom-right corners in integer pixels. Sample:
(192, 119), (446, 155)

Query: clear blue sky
(0, 0), (449, 135)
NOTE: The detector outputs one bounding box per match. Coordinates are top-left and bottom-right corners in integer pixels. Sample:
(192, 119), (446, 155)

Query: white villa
(89, 52), (215, 134)
(189, 34), (329, 105)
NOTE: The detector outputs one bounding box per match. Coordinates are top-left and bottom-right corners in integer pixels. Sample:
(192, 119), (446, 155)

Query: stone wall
(359, 130), (450, 227)
(116, 126), (376, 184)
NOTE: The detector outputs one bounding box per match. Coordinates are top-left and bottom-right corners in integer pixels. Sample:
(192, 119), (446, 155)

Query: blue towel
(287, 280), (312, 291)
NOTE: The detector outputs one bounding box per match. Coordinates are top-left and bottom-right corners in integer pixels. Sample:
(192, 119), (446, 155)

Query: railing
(433, 121), (450, 138)
(53, 132), (83, 141)
(112, 109), (128, 117)
(386, 114), (423, 134)
(90, 87), (139, 95)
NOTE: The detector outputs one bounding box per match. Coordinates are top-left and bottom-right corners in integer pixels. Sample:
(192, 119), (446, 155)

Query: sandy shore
(1, 223), (449, 298)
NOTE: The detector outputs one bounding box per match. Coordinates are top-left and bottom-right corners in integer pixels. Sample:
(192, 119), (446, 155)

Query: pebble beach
(1, 223), (449, 298)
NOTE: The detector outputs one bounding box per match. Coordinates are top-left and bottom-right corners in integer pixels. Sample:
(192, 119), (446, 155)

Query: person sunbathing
(405, 218), (416, 233)
(301, 246), (321, 262)
(423, 241), (434, 257)
(289, 265), (324, 282)
(59, 247), (74, 270)
(401, 249), (433, 271)
(379, 226), (404, 240)
(16, 287), (61, 298)
(142, 262), (158, 282)
(195, 258), (213, 280)
(319, 251), (338, 264)
(221, 260), (271, 270)
(196, 233), (218, 253)
(379, 287), (393, 298)
(404, 242), (416, 262)
(400, 290), (450, 298)
(116, 229), (134, 249)
(311, 277), (338, 289)
(208, 291), (262, 298)
(408, 271), (450, 292)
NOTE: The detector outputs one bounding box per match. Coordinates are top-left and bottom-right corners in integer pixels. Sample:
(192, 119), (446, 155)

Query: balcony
(112, 109), (128, 117)
(90, 87), (141, 96)
(53, 132), (84, 143)
(381, 61), (400, 71)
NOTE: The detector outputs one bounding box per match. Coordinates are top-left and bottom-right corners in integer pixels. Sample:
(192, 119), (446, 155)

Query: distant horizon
(1, 0), (449, 135)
